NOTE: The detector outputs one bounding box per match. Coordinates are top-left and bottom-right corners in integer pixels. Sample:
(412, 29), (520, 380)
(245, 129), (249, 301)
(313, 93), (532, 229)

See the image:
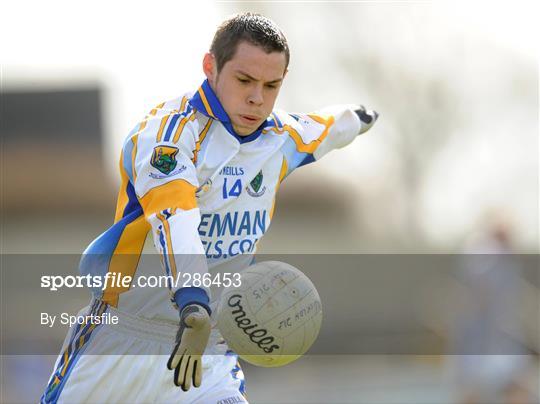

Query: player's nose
(247, 85), (264, 106)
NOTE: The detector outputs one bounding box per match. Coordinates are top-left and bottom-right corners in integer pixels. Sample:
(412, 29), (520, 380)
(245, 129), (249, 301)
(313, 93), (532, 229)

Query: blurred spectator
(450, 215), (536, 403)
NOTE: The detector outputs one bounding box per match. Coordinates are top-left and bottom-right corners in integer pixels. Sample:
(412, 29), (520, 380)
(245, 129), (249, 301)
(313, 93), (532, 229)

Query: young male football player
(42, 13), (378, 403)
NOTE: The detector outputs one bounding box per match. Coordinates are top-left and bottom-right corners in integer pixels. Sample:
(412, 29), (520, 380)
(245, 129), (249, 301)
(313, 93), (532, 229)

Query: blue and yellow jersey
(80, 79), (368, 313)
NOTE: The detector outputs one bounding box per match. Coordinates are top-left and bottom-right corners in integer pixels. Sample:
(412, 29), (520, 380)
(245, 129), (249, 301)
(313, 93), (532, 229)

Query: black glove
(355, 106), (379, 134)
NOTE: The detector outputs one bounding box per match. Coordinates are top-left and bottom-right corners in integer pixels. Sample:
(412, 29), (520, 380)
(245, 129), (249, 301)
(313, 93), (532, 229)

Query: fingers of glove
(182, 357), (194, 392)
(168, 346), (185, 370)
(193, 358), (202, 388)
(167, 345), (180, 370)
(173, 352), (188, 387)
(175, 356), (191, 391)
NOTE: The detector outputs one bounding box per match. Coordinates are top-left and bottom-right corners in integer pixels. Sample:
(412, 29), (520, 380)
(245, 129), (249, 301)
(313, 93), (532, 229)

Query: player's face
(204, 41), (287, 136)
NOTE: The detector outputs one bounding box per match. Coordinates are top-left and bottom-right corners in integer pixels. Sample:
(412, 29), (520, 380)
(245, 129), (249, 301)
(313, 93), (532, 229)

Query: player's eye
(237, 78), (250, 84)
(265, 84), (277, 89)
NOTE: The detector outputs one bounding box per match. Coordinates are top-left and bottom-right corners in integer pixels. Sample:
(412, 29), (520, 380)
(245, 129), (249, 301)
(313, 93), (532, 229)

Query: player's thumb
(184, 312), (208, 329)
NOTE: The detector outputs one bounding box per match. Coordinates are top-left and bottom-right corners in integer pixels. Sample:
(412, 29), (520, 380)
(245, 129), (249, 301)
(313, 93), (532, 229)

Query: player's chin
(233, 120), (260, 136)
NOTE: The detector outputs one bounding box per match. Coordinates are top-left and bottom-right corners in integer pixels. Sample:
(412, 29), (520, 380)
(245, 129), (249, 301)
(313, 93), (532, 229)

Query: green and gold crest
(247, 170), (266, 197)
(151, 146), (178, 175)
(250, 171), (263, 192)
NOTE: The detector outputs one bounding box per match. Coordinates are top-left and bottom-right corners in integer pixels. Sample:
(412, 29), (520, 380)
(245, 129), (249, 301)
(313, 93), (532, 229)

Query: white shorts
(41, 300), (248, 403)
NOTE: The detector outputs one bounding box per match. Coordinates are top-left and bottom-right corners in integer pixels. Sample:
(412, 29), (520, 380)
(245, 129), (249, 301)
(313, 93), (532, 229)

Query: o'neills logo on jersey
(246, 171), (266, 197)
(227, 294), (280, 353)
(219, 166), (245, 176)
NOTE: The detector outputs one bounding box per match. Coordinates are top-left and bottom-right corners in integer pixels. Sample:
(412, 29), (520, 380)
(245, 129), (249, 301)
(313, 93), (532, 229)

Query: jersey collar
(189, 79), (275, 144)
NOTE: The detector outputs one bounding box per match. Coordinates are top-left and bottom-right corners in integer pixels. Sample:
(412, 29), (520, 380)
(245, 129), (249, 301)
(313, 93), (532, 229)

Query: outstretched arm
(277, 103), (379, 178)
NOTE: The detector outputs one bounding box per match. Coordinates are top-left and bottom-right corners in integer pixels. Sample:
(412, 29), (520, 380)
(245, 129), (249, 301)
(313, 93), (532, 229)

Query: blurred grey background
(1, 1), (538, 403)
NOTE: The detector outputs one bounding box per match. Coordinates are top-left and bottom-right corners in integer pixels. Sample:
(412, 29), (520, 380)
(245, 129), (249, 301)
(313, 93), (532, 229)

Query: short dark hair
(210, 13), (290, 73)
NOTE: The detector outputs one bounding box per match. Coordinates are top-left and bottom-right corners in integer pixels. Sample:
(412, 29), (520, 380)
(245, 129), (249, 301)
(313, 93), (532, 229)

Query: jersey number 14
(222, 178), (242, 199)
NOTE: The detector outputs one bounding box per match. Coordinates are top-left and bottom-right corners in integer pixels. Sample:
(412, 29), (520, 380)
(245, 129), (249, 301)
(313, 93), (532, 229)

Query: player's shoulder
(269, 108), (298, 129)
(126, 92), (203, 150)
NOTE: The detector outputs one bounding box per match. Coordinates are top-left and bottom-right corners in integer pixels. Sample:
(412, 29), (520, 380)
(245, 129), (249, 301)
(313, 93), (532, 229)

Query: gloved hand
(355, 106), (379, 134)
(167, 304), (211, 391)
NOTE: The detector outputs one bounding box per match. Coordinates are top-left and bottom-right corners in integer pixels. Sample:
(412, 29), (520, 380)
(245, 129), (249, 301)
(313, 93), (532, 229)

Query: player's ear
(203, 53), (217, 86)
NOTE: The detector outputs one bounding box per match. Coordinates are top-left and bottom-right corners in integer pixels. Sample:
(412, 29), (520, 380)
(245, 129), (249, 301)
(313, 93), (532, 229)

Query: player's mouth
(239, 114), (260, 125)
